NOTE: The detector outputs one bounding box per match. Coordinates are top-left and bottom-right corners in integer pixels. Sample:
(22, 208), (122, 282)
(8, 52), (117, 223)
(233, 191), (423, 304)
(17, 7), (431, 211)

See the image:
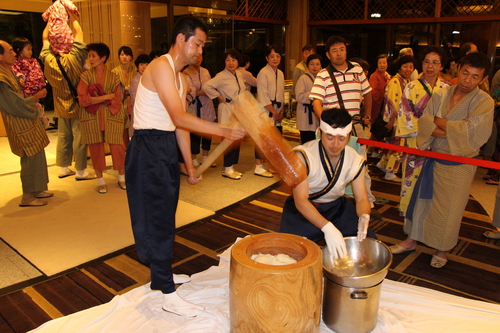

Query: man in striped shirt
(310, 36), (379, 218)
(310, 35), (372, 122)
(40, 11), (93, 180)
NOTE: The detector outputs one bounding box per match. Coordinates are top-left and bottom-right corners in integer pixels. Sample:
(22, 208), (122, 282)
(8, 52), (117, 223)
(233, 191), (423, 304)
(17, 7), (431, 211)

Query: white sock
(61, 166), (71, 173)
(202, 156), (208, 163)
(225, 166), (233, 174)
(76, 170), (88, 178)
(162, 291), (205, 318)
(173, 274), (191, 284)
(97, 177), (106, 186)
(118, 174), (125, 182)
(255, 164), (265, 172)
(385, 172), (395, 179)
(192, 159), (199, 167)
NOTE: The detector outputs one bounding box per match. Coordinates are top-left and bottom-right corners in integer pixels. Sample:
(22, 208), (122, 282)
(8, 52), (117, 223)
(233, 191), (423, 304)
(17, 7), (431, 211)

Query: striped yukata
(0, 65), (49, 193)
(112, 64), (136, 139)
(40, 41), (88, 171)
(407, 86), (494, 251)
(77, 66), (125, 172)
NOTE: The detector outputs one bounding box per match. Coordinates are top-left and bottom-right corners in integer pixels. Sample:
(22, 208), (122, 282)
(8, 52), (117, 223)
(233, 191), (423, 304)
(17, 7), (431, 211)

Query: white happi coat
(294, 139), (365, 204)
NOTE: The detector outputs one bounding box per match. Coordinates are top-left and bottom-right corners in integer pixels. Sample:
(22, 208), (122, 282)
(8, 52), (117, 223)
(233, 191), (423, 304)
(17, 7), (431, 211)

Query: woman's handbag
(370, 113), (393, 140)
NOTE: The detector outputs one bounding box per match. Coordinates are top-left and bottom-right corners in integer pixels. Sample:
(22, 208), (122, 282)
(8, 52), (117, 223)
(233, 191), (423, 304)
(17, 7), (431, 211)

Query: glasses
(423, 60), (441, 66)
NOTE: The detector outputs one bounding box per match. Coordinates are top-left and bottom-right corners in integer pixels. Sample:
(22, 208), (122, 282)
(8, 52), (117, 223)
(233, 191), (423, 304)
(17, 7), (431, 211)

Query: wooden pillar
(287, 0), (309, 80)
(168, 0), (174, 46)
(118, 1), (152, 57)
(488, 21), (500, 79)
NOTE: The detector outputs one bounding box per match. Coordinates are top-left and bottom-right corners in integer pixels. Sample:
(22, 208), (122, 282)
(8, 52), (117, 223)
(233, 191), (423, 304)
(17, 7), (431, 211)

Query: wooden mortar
(229, 233), (322, 332)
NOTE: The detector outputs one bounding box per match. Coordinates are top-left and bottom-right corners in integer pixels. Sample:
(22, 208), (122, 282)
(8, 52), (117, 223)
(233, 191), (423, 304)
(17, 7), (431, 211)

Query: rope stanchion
(357, 138), (500, 170)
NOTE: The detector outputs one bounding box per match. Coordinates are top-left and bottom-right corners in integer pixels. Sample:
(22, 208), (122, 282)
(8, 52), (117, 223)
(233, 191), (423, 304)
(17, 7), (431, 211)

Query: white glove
(357, 214), (370, 242)
(321, 222), (347, 259)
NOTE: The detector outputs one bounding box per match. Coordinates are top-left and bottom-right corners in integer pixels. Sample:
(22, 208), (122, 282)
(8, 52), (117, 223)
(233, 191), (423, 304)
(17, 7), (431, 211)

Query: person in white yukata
(255, 44), (285, 177)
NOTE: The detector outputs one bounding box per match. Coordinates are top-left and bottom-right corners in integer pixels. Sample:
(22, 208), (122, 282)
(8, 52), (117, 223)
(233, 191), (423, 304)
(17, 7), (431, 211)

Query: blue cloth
(304, 103), (313, 125)
(268, 99), (282, 117)
(406, 157), (463, 221)
(280, 196), (376, 241)
(195, 97), (202, 117)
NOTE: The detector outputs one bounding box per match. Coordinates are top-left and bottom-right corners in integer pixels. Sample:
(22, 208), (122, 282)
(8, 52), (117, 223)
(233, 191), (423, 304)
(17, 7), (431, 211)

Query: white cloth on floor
(31, 238), (500, 333)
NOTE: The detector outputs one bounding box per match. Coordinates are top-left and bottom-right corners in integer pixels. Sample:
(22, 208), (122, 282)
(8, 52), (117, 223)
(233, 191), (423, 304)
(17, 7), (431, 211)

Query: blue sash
(406, 157), (464, 220)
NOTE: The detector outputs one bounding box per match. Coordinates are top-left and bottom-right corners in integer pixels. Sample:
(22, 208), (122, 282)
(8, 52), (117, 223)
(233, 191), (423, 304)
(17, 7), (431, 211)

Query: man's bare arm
(363, 91), (372, 122)
(312, 98), (323, 119)
(431, 127), (447, 138)
(146, 57), (244, 141)
(293, 179), (330, 230)
(351, 166), (371, 217)
(69, 11), (84, 43)
(42, 24), (50, 49)
(434, 117), (448, 131)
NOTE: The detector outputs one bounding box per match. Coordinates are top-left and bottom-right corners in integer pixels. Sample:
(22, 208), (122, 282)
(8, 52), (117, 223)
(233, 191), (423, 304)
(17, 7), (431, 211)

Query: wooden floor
(2, 166), (500, 332)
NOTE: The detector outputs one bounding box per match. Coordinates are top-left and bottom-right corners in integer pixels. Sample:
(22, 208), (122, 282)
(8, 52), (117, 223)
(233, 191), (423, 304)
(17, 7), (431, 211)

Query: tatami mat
(0, 239), (42, 289)
(0, 124), (280, 279)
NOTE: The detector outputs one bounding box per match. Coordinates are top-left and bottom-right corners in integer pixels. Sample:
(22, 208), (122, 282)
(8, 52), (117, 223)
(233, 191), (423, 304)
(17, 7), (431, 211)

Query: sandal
(254, 169), (273, 178)
(484, 230), (500, 239)
(19, 199), (47, 207)
(430, 255), (448, 268)
(390, 244), (416, 254)
(486, 178), (499, 185)
(222, 171), (242, 180)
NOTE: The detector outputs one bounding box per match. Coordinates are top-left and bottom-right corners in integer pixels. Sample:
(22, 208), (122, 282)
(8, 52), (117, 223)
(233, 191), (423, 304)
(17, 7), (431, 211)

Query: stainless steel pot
(322, 237), (392, 288)
(322, 237), (392, 333)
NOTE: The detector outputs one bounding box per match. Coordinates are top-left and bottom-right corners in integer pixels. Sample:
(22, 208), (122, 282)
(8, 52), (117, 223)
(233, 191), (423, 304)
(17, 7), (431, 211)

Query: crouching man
(280, 108), (376, 259)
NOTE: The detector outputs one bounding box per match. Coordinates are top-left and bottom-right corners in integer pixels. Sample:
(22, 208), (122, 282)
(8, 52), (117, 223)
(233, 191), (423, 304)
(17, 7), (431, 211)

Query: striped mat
(1, 172), (500, 332)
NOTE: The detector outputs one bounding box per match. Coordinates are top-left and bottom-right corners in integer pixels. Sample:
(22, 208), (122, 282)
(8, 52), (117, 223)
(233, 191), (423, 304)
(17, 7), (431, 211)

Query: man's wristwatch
(363, 115), (371, 120)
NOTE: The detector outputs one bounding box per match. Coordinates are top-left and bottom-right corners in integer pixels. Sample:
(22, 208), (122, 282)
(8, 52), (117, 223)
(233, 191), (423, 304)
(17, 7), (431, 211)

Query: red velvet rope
(357, 138), (500, 170)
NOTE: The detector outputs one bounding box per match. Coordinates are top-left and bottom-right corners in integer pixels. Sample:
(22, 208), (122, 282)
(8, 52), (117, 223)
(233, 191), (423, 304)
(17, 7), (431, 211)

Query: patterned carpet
(1, 165), (500, 332)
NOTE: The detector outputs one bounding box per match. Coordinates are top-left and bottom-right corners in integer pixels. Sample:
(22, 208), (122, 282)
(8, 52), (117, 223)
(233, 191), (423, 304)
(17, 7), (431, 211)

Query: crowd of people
(1, 7), (500, 317)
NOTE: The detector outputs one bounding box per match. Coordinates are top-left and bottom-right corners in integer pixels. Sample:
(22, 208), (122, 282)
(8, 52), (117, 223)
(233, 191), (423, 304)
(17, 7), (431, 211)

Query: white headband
(320, 119), (352, 137)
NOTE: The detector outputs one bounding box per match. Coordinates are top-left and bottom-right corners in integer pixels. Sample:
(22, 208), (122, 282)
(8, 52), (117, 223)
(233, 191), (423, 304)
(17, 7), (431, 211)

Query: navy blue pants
(280, 196), (376, 242)
(224, 140), (241, 167)
(125, 129), (179, 294)
(190, 132), (212, 155)
(300, 131), (316, 145)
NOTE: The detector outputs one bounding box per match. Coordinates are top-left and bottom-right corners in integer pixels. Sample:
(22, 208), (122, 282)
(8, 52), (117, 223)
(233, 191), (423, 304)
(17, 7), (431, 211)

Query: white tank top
(133, 54), (184, 131)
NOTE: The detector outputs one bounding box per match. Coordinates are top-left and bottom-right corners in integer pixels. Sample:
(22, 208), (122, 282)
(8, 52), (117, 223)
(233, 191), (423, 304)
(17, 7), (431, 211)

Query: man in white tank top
(279, 108), (375, 260)
(125, 16), (244, 318)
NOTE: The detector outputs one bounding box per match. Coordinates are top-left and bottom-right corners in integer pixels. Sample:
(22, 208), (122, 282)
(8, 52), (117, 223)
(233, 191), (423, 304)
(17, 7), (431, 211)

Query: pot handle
(350, 291), (368, 300)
